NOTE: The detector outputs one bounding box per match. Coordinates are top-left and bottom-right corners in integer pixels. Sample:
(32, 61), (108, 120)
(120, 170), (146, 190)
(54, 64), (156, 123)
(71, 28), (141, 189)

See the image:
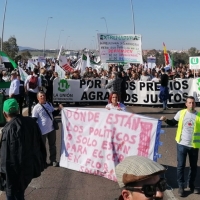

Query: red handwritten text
(89, 126), (136, 145)
(137, 122), (153, 157)
(66, 109), (100, 123)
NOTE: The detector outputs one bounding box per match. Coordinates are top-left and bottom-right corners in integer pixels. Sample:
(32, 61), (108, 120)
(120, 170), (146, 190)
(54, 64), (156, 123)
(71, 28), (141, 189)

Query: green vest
(176, 109), (200, 148)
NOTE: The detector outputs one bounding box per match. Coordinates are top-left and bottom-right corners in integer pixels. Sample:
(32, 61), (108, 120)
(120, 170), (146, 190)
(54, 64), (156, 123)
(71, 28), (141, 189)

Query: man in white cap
(115, 156), (166, 200)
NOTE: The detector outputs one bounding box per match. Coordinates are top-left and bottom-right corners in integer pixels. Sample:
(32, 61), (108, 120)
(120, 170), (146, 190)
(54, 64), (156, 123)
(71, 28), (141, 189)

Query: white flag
(86, 53), (90, 67)
(27, 60), (35, 71)
(74, 58), (82, 71)
(55, 63), (66, 79)
(39, 62), (46, 68)
(18, 67), (28, 82)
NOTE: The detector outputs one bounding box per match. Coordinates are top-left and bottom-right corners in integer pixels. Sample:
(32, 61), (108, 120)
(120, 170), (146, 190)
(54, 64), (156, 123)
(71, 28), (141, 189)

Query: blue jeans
(6, 191), (25, 200)
(27, 91), (38, 116)
(177, 143), (199, 188)
(163, 100), (167, 109)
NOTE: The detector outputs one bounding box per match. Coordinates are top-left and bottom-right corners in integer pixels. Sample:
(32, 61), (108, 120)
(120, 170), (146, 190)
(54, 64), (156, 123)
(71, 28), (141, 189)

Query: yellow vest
(176, 109), (200, 148)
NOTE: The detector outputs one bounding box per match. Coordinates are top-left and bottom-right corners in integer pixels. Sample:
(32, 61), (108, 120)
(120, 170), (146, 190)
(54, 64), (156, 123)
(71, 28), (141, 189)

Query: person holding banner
(105, 72), (122, 101)
(160, 96), (200, 197)
(105, 92), (126, 111)
(115, 156), (166, 200)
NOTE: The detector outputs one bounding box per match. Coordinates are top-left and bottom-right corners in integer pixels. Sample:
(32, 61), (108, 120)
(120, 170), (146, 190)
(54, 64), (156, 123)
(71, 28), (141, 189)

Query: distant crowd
(0, 58), (198, 84)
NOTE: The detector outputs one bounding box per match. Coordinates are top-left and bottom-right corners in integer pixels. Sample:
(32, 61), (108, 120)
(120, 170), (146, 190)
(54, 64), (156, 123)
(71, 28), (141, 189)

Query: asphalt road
(0, 104), (200, 200)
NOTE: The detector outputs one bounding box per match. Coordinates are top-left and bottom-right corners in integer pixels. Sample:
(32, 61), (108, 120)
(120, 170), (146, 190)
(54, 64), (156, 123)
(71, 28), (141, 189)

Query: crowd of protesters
(0, 59), (198, 84)
(0, 57), (199, 109)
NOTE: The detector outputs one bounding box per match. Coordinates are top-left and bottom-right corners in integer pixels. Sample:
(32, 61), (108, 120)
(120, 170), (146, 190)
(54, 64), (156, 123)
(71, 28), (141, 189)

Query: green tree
(1, 36), (19, 59)
(171, 52), (189, 66)
(188, 47), (200, 57)
(20, 50), (32, 60)
(147, 49), (159, 57)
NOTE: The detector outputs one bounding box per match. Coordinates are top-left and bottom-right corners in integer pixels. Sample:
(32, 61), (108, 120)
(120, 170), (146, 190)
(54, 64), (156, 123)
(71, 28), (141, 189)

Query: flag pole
(1, 0), (8, 51)
(57, 45), (63, 60)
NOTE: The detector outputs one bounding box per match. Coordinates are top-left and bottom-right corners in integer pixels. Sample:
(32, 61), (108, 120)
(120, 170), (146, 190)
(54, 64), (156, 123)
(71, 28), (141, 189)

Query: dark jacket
(19, 80), (25, 96)
(0, 115), (46, 195)
(105, 77), (122, 95)
(160, 73), (169, 87)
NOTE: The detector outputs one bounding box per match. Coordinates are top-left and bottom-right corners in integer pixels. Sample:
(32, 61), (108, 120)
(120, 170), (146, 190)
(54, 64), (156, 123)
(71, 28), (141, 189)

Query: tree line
(143, 48), (200, 66)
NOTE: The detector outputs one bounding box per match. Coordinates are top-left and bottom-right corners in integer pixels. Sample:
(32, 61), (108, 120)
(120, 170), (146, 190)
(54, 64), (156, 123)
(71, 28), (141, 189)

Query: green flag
(0, 51), (17, 69)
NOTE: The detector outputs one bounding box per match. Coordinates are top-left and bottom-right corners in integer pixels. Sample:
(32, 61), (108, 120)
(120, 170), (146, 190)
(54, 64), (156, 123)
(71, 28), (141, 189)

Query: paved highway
(0, 105), (199, 200)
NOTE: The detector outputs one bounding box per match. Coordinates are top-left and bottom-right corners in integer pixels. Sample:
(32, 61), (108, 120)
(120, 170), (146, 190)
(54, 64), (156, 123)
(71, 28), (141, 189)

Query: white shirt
(105, 103), (126, 111)
(25, 74), (41, 93)
(32, 102), (55, 135)
(151, 77), (160, 82)
(140, 75), (151, 81)
(9, 78), (20, 96)
(2, 75), (10, 82)
(174, 110), (197, 147)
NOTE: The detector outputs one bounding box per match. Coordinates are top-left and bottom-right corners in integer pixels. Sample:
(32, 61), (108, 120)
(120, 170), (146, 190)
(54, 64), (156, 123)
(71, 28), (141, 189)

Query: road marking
(165, 189), (177, 200)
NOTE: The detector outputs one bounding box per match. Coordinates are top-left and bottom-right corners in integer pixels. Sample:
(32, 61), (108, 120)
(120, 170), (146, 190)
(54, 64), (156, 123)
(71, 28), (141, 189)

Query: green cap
(3, 98), (19, 114)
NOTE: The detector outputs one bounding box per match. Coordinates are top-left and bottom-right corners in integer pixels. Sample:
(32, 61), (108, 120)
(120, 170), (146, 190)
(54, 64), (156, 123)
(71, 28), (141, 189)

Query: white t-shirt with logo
(32, 102), (54, 135)
(174, 110), (198, 147)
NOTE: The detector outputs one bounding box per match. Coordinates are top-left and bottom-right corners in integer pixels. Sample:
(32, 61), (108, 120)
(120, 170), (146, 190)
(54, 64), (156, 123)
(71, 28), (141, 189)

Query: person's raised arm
(160, 116), (178, 126)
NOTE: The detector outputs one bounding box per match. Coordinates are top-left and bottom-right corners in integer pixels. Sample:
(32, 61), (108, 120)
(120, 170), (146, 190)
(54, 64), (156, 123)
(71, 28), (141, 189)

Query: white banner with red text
(59, 108), (162, 181)
(97, 34), (143, 64)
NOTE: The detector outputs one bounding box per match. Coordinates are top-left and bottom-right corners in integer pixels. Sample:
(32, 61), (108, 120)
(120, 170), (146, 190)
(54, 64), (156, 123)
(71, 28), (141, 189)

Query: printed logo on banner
(99, 35), (141, 41)
(197, 78), (200, 91)
(58, 79), (70, 92)
(191, 58), (199, 64)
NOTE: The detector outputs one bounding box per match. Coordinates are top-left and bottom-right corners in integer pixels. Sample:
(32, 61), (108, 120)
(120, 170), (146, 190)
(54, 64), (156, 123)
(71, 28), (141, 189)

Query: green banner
(0, 82), (10, 88)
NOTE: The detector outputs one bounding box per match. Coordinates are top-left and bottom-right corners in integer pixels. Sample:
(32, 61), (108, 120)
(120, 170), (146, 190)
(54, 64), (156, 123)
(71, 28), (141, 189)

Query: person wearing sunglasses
(115, 156), (166, 200)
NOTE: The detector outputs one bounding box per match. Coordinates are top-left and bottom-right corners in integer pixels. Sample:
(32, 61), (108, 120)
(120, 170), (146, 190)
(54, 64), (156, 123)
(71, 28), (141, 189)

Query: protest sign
(147, 57), (156, 69)
(189, 57), (200, 70)
(97, 34), (143, 64)
(53, 78), (197, 104)
(38, 56), (46, 64)
(58, 56), (74, 72)
(60, 108), (162, 181)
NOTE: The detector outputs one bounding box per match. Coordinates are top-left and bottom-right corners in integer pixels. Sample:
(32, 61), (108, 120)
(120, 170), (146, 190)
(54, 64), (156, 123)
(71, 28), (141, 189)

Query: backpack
(29, 75), (38, 89)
